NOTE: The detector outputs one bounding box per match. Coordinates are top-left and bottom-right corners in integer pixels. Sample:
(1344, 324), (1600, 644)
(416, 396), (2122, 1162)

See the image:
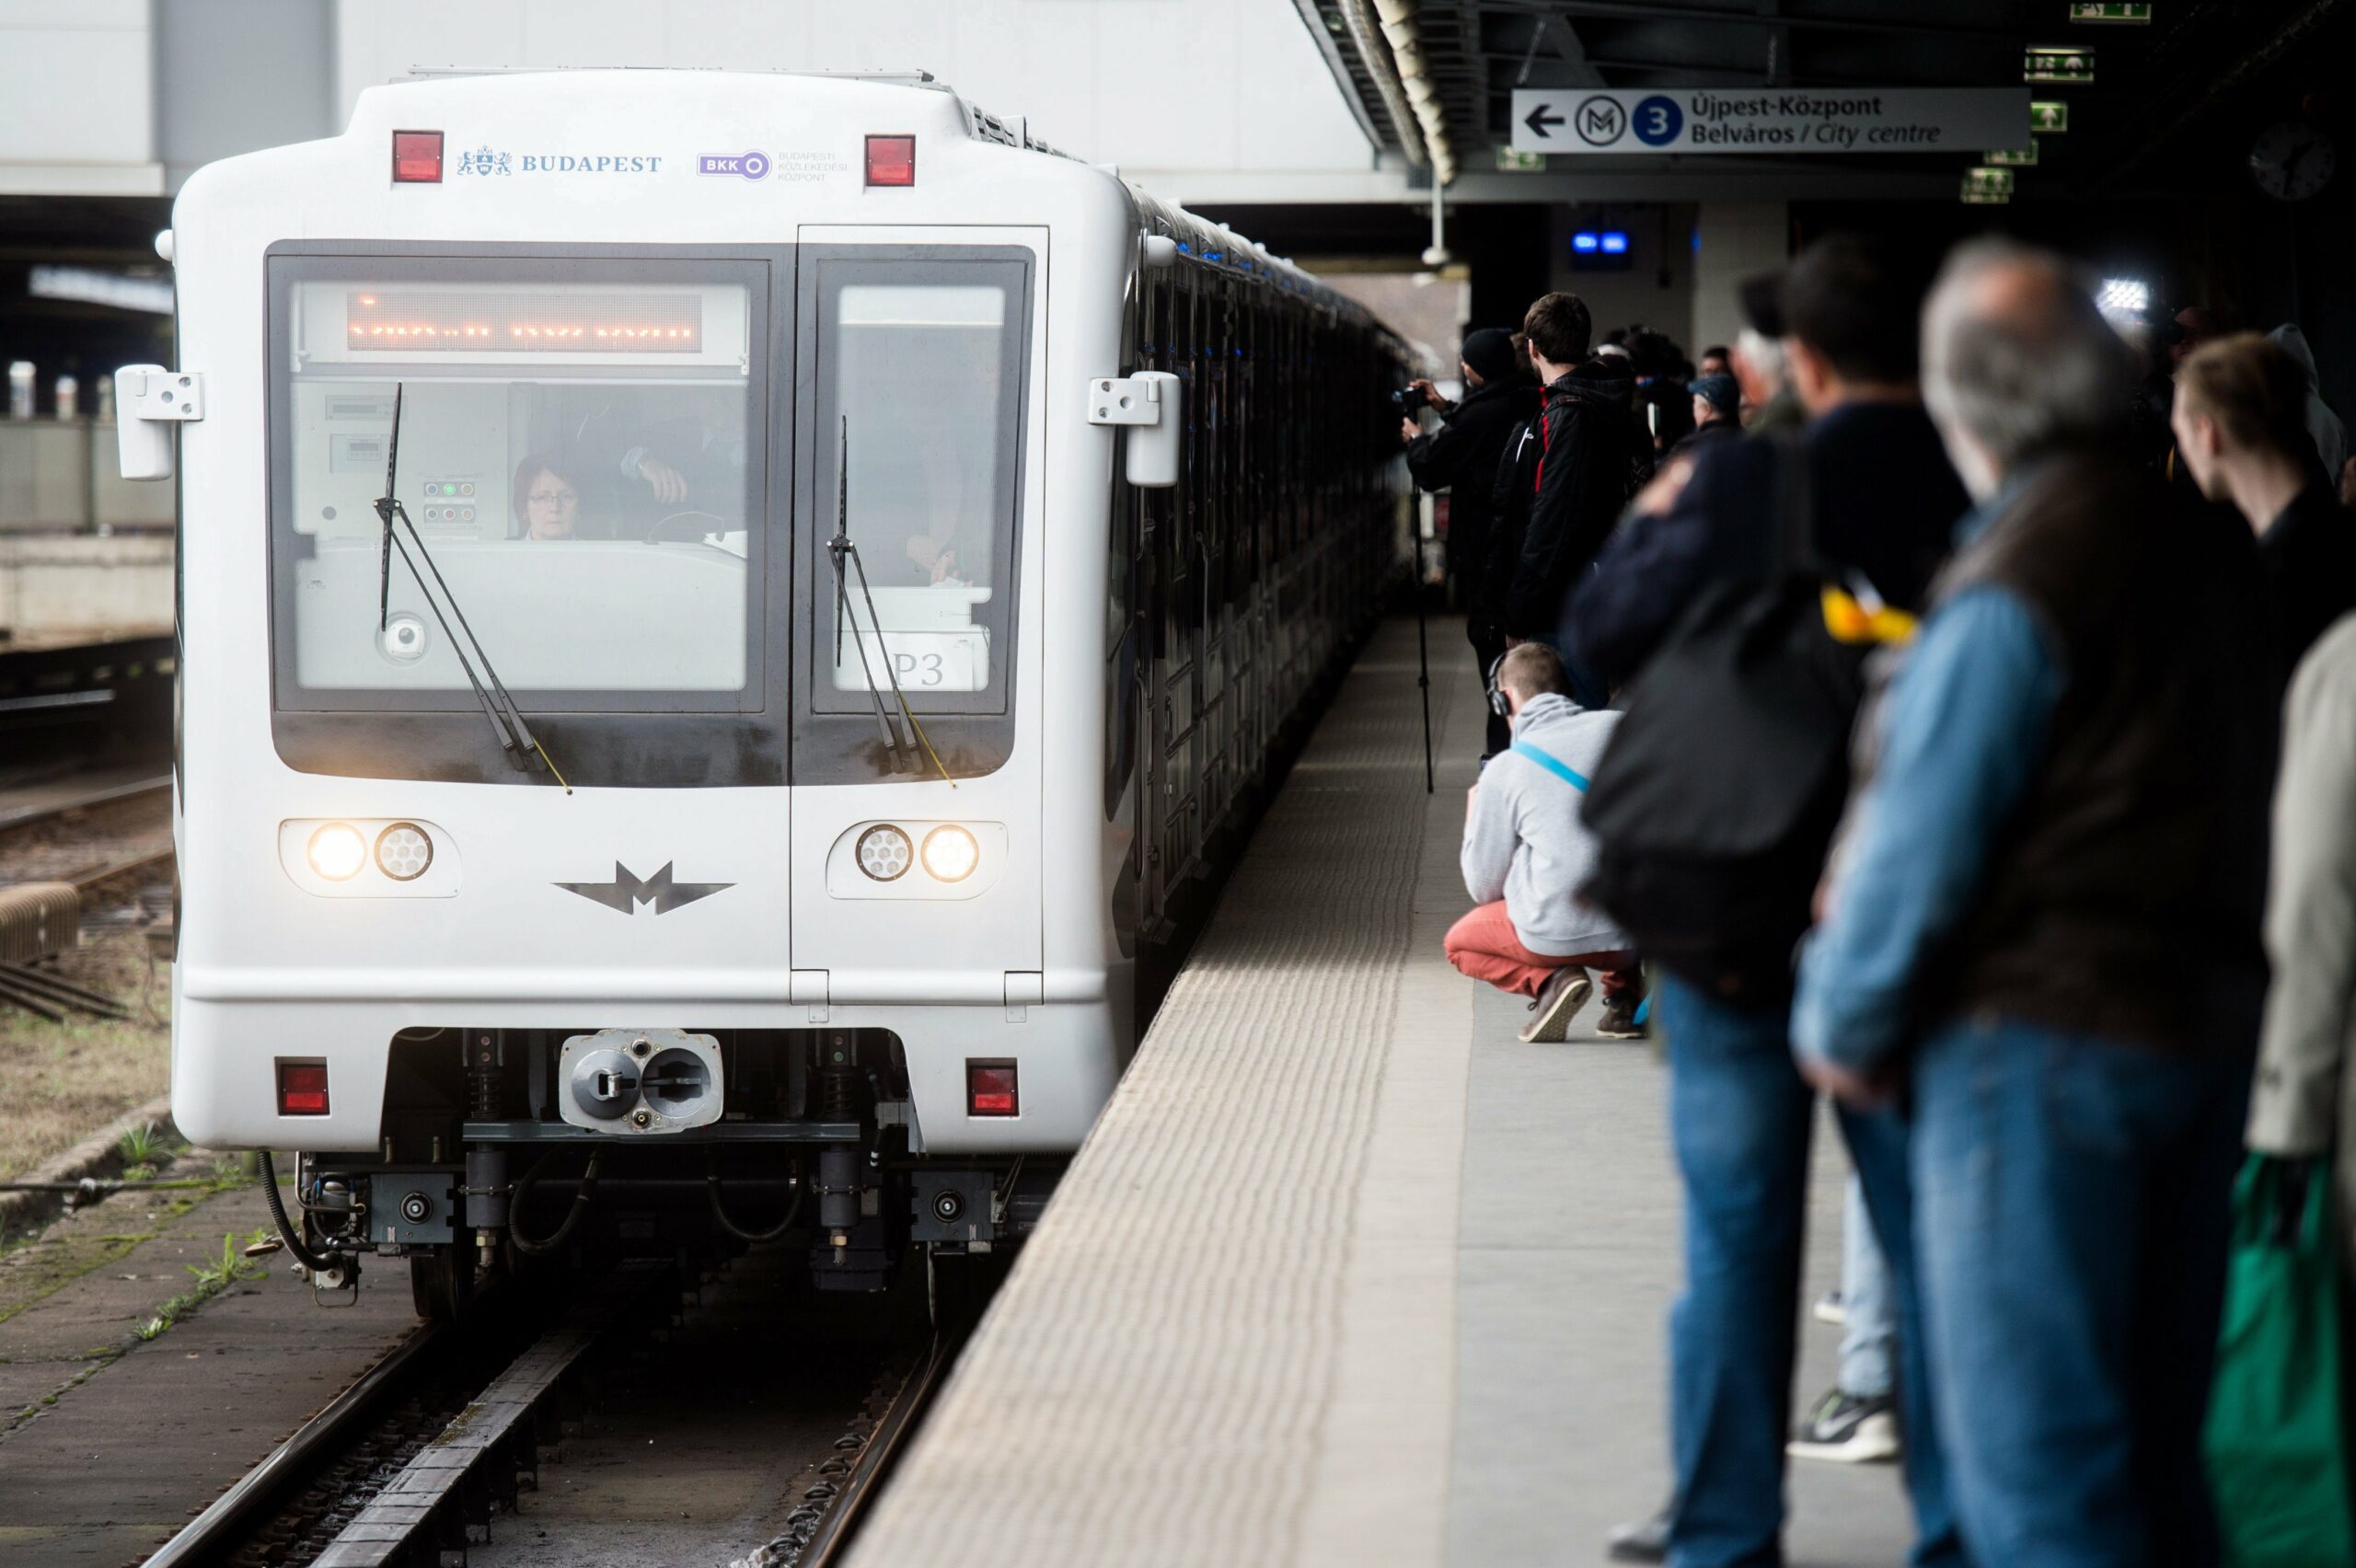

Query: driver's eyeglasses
(527, 490), (579, 507)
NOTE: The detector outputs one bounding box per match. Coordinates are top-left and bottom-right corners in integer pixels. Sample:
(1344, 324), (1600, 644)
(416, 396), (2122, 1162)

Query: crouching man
(1447, 643), (1646, 1042)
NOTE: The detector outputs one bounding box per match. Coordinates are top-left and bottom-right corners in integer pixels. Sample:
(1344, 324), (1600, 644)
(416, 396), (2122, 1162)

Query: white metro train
(131, 68), (1411, 1315)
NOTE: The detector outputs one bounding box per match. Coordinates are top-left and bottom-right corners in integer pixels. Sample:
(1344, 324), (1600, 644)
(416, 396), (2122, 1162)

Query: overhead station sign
(1510, 87), (2030, 156)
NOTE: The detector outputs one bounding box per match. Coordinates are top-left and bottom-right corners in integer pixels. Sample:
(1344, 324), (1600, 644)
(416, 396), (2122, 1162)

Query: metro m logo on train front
(556, 861), (733, 915)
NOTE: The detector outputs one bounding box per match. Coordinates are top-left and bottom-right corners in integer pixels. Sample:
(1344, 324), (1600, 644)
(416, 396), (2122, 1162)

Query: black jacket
(1634, 375), (1696, 454)
(1480, 416), (1540, 637)
(2259, 483), (2356, 671)
(1666, 417), (1739, 461)
(1565, 400), (1967, 689)
(1505, 361), (1650, 639)
(1405, 377), (1540, 628)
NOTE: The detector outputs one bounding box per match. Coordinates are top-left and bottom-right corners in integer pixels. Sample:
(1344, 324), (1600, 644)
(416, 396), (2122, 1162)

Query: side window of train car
(796, 247), (1033, 781)
(267, 253), (768, 716)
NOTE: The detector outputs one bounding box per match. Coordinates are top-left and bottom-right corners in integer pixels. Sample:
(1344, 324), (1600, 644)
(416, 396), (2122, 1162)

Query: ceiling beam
(1288, 0), (1388, 150)
(1758, 0), (1793, 86)
(1474, 0), (2018, 45)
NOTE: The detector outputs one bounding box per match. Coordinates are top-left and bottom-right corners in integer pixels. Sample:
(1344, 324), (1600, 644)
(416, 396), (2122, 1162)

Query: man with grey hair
(1788, 239), (2275, 1566)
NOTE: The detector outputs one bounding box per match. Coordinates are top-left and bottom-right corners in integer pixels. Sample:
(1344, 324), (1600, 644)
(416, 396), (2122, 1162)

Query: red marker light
(865, 134), (916, 188)
(392, 130), (445, 184)
(277, 1059), (330, 1116)
(966, 1059), (1018, 1117)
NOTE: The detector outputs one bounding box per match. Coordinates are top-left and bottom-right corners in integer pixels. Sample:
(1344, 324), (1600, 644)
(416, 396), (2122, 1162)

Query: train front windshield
(270, 261), (766, 709)
(264, 248), (1032, 785)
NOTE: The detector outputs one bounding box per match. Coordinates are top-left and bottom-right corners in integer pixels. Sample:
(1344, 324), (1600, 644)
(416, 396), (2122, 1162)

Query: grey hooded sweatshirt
(2269, 324), (2348, 483)
(1460, 691), (1632, 956)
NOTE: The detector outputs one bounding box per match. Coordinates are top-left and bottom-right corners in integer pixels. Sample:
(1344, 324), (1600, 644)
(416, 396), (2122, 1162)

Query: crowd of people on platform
(1403, 233), (2356, 1568)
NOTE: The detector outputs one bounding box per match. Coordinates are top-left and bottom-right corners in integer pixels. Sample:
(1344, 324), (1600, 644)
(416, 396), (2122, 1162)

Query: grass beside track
(0, 929), (171, 1180)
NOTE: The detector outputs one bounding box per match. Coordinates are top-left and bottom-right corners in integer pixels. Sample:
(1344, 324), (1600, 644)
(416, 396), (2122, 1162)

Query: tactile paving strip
(849, 620), (1455, 1568)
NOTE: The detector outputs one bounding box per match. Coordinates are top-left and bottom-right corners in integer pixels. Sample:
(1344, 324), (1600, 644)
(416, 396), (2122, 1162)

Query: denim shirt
(1790, 486), (2068, 1075)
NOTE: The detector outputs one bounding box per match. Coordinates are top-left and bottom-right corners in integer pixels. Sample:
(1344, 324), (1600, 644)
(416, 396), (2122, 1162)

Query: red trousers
(1444, 900), (1638, 1000)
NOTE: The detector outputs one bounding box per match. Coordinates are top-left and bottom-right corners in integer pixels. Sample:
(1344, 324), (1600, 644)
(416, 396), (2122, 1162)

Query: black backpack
(1579, 436), (1907, 1003)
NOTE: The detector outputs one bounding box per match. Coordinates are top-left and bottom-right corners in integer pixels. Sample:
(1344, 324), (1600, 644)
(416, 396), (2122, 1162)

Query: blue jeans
(1838, 1171), (1894, 1399)
(1911, 1016), (2248, 1568)
(1658, 975), (1965, 1568)
(1840, 1102), (1963, 1567)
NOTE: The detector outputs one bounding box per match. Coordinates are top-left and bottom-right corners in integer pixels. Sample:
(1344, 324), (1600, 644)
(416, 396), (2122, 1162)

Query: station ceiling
(1295, 0), (2352, 197)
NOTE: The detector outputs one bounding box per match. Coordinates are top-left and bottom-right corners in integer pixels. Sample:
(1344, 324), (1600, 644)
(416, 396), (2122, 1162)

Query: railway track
(741, 1323), (966, 1568)
(144, 1265), (676, 1568)
(0, 774), (174, 897)
(62, 846), (175, 896)
(0, 775), (170, 841)
(140, 1252), (972, 1568)
(143, 1321), (447, 1568)
(0, 772), (175, 1014)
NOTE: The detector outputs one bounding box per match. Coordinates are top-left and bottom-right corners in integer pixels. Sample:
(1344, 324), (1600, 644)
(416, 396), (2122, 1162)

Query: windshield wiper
(826, 416), (953, 786)
(826, 416), (906, 767)
(374, 385), (570, 792)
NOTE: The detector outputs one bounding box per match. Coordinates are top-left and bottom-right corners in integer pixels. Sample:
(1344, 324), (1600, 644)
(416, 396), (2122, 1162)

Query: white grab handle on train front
(1088, 372), (1182, 489)
(115, 364), (205, 482)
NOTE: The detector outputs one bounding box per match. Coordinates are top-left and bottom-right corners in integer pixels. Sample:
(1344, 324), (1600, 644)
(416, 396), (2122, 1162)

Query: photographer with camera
(1401, 328), (1539, 755)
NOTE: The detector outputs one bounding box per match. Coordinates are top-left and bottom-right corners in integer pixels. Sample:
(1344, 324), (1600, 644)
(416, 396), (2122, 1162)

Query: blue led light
(1600, 231), (1630, 255)
(1572, 232), (1600, 254)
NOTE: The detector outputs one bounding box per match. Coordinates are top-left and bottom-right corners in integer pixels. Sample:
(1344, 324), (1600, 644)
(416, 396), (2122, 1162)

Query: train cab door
(784, 230), (1047, 998)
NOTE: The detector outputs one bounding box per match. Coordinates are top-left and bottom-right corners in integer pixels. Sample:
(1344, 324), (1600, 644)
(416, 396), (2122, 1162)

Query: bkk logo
(454, 145), (664, 176)
(698, 151), (771, 180)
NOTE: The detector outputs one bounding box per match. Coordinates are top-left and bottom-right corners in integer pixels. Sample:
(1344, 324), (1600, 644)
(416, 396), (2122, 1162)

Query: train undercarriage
(275, 1025), (1060, 1319)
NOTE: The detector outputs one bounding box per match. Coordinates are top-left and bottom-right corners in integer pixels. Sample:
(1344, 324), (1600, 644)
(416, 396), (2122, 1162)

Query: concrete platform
(0, 1178), (414, 1565)
(849, 617), (1915, 1568)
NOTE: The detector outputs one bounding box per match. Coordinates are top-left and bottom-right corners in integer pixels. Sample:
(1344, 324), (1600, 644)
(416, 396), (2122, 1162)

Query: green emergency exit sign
(1963, 167), (2016, 203)
(2026, 46), (2096, 82)
(1985, 145), (2039, 167)
(2030, 100), (2071, 133)
(2070, 3), (2151, 20)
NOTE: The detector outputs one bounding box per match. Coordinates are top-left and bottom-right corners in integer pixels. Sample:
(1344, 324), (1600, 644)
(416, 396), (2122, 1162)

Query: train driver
(511, 455), (587, 541)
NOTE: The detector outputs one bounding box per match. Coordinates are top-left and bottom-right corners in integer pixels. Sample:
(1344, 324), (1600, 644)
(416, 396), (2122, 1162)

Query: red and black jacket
(1503, 360), (1650, 640)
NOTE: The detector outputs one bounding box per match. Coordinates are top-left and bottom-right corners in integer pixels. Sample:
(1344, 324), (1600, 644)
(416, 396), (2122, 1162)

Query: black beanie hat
(1461, 328), (1519, 384)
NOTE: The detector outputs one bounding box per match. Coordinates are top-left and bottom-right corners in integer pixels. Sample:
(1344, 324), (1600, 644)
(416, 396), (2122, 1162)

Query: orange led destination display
(344, 291), (702, 352)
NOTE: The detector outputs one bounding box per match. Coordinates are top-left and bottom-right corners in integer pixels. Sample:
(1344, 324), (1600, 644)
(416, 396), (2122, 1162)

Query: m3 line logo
(1576, 96), (1627, 145)
(556, 862), (733, 914)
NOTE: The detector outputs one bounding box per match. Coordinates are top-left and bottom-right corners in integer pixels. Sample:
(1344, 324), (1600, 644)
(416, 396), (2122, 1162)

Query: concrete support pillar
(1692, 201), (1791, 358)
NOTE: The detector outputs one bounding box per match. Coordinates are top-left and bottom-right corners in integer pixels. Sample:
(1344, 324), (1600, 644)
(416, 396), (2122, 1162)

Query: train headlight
(855, 824), (914, 882)
(306, 822), (367, 882)
(920, 824), (980, 883)
(375, 822), (433, 882)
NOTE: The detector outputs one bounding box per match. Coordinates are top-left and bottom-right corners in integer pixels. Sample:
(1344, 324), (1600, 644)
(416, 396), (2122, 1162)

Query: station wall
(2, 1), (1382, 202)
(0, 0), (160, 195)
(328, 0), (1383, 194)
(1545, 204), (1697, 353)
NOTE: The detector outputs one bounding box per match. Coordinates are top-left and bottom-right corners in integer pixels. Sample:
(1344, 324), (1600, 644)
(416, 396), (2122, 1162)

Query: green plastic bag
(2205, 1154), (2356, 1567)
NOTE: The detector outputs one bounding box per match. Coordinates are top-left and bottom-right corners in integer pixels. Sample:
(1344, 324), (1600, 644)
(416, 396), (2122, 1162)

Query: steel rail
(798, 1323), (966, 1568)
(64, 847), (175, 894)
(141, 1321), (445, 1568)
(306, 1261), (670, 1566)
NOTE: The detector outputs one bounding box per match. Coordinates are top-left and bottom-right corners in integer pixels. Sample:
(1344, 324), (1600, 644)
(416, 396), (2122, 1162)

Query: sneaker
(1519, 967), (1592, 1043)
(1595, 994), (1646, 1039)
(1604, 1505), (1671, 1562)
(1812, 1289), (1846, 1327)
(1787, 1388), (1900, 1463)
